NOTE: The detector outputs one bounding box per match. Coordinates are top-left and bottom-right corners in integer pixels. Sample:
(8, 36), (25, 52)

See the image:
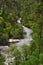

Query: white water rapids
(16, 18), (32, 46)
(0, 18), (33, 65)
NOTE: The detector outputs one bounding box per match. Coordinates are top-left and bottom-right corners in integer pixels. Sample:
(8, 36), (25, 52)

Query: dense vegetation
(0, 0), (24, 45)
(0, 0), (43, 65)
(0, 54), (5, 65)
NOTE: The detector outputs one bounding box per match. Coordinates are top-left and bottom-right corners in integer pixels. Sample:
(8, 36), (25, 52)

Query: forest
(0, 0), (43, 65)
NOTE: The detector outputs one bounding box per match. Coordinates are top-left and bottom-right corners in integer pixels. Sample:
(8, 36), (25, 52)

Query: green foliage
(26, 56), (39, 65)
(39, 53), (43, 64)
(0, 0), (24, 45)
(0, 54), (5, 65)
(0, 0), (43, 65)
(21, 44), (30, 60)
(9, 44), (21, 65)
(10, 0), (43, 65)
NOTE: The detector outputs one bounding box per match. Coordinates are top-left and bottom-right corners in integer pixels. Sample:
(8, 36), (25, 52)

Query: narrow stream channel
(0, 18), (33, 65)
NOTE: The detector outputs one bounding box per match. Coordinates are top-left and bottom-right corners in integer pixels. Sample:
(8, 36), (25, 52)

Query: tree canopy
(0, 0), (43, 65)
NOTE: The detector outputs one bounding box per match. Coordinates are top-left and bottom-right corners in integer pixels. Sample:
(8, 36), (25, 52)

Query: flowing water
(0, 18), (33, 65)
(16, 18), (32, 46)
